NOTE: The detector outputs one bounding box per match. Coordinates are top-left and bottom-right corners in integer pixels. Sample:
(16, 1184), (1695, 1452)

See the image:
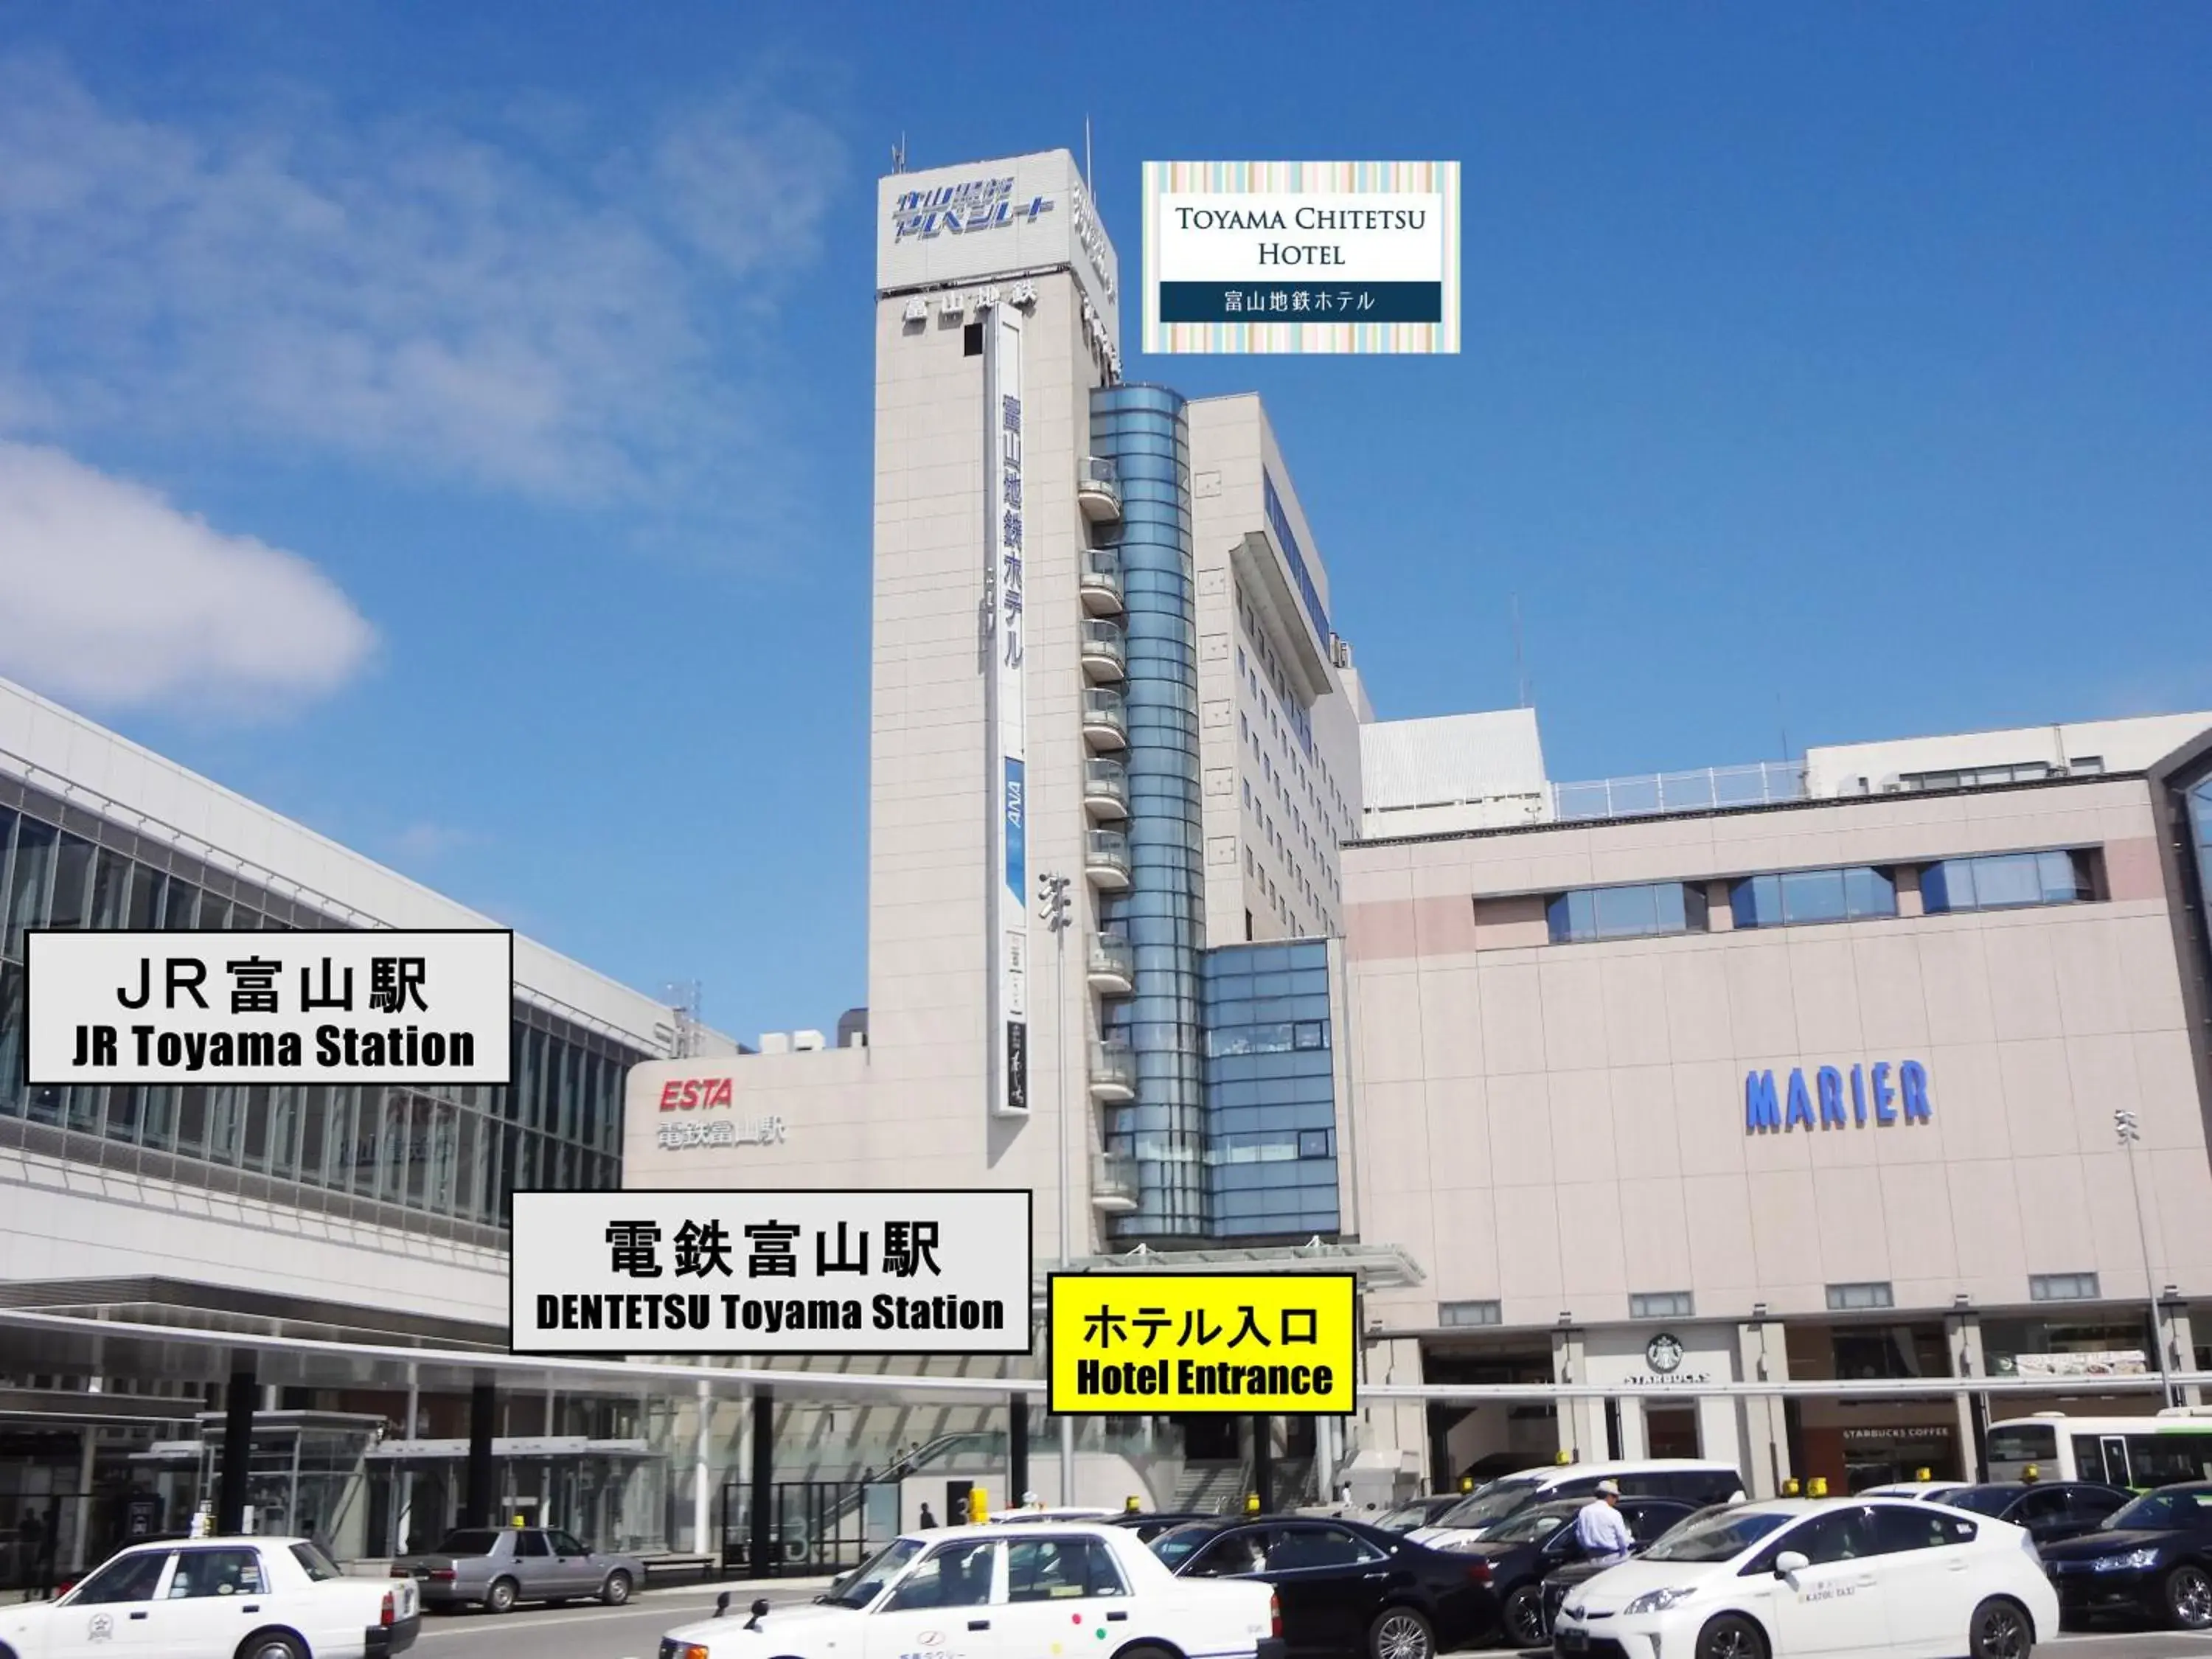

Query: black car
(1152, 1513), (1489, 1659)
(1371, 1495), (1472, 1535)
(1937, 1481), (2131, 1545)
(1110, 1510), (1220, 1543)
(2039, 1481), (2212, 1630)
(1457, 1496), (1695, 1646)
(1540, 1503), (1731, 1635)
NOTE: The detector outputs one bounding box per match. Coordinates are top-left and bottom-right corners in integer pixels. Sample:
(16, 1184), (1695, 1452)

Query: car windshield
(823, 1537), (924, 1608)
(2106, 1490), (2212, 1533)
(433, 1530), (503, 1556)
(288, 1542), (341, 1582)
(1484, 1503), (1582, 1545)
(1150, 1525), (1224, 1569)
(1432, 1477), (1544, 1529)
(1641, 1510), (1792, 1563)
(1375, 1502), (1438, 1531)
(1940, 1488), (2021, 1517)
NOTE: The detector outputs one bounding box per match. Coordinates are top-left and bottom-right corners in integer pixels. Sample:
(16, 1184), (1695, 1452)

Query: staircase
(1171, 1460), (1250, 1514)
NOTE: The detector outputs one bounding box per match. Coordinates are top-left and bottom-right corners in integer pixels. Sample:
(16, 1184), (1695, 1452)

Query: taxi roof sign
(1047, 1271), (1354, 1416)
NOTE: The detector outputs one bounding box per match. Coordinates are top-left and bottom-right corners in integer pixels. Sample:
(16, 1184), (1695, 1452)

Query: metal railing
(1079, 547), (1123, 612)
(1088, 1040), (1137, 1098)
(1077, 456), (1123, 521)
(1081, 687), (1127, 747)
(1551, 760), (1807, 823)
(1087, 933), (1135, 990)
(1079, 617), (1127, 678)
(1090, 1153), (1139, 1211)
(1082, 757), (1129, 818)
(1084, 830), (1131, 886)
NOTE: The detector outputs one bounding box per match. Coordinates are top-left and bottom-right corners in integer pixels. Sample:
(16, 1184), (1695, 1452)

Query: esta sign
(1746, 1060), (1933, 1135)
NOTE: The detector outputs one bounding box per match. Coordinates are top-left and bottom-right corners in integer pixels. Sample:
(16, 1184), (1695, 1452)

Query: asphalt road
(408, 1594), (2212, 1659)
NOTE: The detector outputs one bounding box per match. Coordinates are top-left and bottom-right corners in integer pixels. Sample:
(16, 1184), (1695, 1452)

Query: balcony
(1081, 686), (1127, 751)
(1079, 617), (1126, 682)
(1087, 932), (1135, 995)
(1084, 829), (1131, 891)
(1091, 1152), (1140, 1213)
(1089, 1040), (1137, 1103)
(1082, 757), (1129, 821)
(1077, 456), (1123, 524)
(1079, 547), (1124, 616)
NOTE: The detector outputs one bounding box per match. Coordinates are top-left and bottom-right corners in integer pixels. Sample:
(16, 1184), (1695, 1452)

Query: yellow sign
(1047, 1273), (1355, 1415)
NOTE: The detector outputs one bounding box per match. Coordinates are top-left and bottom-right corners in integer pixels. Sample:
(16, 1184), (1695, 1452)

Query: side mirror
(1773, 1551), (1810, 1579)
(714, 1591), (731, 1618)
(745, 1597), (770, 1632)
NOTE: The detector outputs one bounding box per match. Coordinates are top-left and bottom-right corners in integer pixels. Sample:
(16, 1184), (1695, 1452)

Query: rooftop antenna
(891, 133), (907, 174)
(1511, 592), (1529, 709)
(1776, 692), (1791, 763)
(1084, 115), (1093, 196)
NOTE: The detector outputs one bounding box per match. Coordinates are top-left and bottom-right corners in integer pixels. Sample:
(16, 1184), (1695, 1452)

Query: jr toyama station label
(510, 1190), (1034, 1356)
(1048, 1273), (1356, 1414)
(24, 928), (513, 1084)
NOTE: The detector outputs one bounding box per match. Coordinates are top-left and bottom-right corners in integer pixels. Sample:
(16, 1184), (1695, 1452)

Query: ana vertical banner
(985, 300), (1029, 1117)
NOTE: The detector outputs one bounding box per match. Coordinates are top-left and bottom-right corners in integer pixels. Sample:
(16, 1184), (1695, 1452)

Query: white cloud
(0, 440), (375, 713)
(392, 821), (481, 860)
(0, 55), (846, 511)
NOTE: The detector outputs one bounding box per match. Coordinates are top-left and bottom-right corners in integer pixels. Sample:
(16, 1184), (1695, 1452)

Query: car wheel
(484, 1576), (520, 1615)
(602, 1568), (633, 1606)
(1969, 1597), (2033, 1659)
(1371, 1605), (1435, 1659)
(237, 1634), (307, 1659)
(1695, 1613), (1769, 1659)
(1503, 1582), (1548, 1647)
(2168, 1565), (2212, 1631)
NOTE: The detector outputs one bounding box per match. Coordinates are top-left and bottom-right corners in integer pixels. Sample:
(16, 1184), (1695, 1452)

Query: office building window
(1630, 1291), (1694, 1320)
(1826, 1281), (1896, 1311)
(1922, 849), (2094, 914)
(1547, 883), (1708, 944)
(1900, 762), (2057, 790)
(1731, 866), (1896, 928)
(2030, 1273), (2101, 1302)
(1439, 1300), (1502, 1328)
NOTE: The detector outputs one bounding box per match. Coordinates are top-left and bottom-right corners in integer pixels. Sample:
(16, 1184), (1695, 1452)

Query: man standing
(1574, 1480), (1635, 1567)
(917, 1502), (938, 1531)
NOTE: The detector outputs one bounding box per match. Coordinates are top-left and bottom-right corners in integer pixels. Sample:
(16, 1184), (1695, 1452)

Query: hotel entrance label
(1048, 1272), (1356, 1414)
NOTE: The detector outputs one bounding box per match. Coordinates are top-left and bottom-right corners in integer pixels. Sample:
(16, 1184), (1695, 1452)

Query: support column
(748, 1390), (773, 1578)
(2166, 1305), (2200, 1407)
(1945, 1313), (1989, 1481)
(463, 1376), (497, 1528)
(1008, 1393), (1029, 1505)
(692, 1381), (712, 1555)
(1551, 1327), (1596, 1464)
(1736, 1320), (1791, 1498)
(1251, 1416), (1273, 1512)
(393, 1364), (419, 1557)
(70, 1426), (97, 1574)
(216, 1357), (257, 1535)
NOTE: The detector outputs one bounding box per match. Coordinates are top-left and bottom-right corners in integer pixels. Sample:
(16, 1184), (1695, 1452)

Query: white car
(0, 1534), (419, 1659)
(655, 1521), (1285, 1659)
(988, 1506), (1121, 1525)
(1551, 1498), (2057, 1659)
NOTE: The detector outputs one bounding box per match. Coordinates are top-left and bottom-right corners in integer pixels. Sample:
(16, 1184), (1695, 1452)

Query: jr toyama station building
(621, 145), (2212, 1507)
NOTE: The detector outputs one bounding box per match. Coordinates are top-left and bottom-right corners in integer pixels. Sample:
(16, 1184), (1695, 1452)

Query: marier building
(0, 672), (732, 1579)
(625, 144), (2212, 1512)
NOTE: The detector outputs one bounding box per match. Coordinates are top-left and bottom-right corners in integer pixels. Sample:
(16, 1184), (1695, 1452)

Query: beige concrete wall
(1342, 779), (2212, 1332)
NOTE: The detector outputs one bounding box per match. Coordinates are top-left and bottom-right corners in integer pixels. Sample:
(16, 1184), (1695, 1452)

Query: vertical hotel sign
(985, 299), (1029, 1116)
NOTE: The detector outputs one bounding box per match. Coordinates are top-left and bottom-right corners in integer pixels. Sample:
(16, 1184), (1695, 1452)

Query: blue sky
(0, 2), (2205, 1038)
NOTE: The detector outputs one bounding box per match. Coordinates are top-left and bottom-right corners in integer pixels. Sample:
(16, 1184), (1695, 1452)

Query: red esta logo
(659, 1077), (735, 1112)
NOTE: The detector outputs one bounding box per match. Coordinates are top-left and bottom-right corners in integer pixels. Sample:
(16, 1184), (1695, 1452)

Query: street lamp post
(1039, 872), (1075, 1502)
(2114, 1109), (2176, 1408)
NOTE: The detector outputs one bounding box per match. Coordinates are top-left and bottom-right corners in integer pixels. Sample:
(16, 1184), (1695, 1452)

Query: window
(1297, 1129), (1332, 1158)
(515, 1530), (551, 1557)
(1922, 850), (2093, 914)
(1007, 1536), (1126, 1600)
(1826, 1281), (1895, 1312)
(288, 1541), (341, 1582)
(883, 1540), (996, 1610)
(1901, 762), (2056, 791)
(2070, 756), (2105, 776)
(1773, 1506), (1877, 1567)
(67, 1550), (172, 1604)
(1440, 1300), (1502, 1328)
(1547, 883), (1707, 944)
(1868, 1506), (1966, 1554)
(1630, 1291), (1694, 1320)
(1731, 867), (1896, 928)
(962, 321), (983, 355)
(2030, 1273), (2101, 1302)
(1265, 1525), (1381, 1569)
(551, 1531), (588, 1558)
(167, 1548), (265, 1598)
(2124, 1433), (2212, 1487)
(1186, 1530), (1270, 1577)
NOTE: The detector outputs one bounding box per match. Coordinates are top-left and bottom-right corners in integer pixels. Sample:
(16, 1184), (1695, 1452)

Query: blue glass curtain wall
(1200, 941), (1340, 1238)
(1090, 385), (1208, 1239)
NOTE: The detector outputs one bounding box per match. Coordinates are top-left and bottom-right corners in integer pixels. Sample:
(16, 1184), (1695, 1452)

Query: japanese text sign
(24, 928), (512, 1085)
(1048, 1272), (1355, 1415)
(509, 1189), (1034, 1356)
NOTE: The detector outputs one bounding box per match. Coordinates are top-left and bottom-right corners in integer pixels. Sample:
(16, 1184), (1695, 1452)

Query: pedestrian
(917, 1503), (938, 1531)
(15, 1511), (41, 1595)
(34, 1503), (58, 1599)
(1573, 1479), (1634, 1567)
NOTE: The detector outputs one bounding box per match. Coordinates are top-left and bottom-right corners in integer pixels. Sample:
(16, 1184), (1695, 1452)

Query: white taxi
(655, 1522), (1285, 1659)
(0, 1535), (418, 1659)
(1550, 1498), (2057, 1659)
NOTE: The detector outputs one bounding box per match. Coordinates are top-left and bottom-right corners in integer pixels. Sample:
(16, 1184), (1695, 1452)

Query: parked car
(1370, 1495), (1470, 1534)
(655, 1522), (1284, 1659)
(1551, 1498), (2057, 1659)
(1936, 1481), (2132, 1546)
(1541, 1502), (1733, 1636)
(1446, 1495), (1695, 1646)
(1152, 1513), (1488, 1659)
(1411, 1459), (1745, 1549)
(2038, 1480), (2212, 1630)
(389, 1524), (642, 1613)
(1110, 1509), (1222, 1543)
(0, 1534), (419, 1659)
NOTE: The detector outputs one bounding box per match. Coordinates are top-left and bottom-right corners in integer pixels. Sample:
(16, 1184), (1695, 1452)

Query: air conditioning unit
(792, 1030), (827, 1052)
(758, 1032), (793, 1054)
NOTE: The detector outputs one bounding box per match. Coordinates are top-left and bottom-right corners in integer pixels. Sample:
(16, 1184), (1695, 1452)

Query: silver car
(391, 1525), (642, 1613)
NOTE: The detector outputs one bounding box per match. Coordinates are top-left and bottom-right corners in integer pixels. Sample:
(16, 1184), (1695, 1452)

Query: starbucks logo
(1645, 1333), (1685, 1374)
